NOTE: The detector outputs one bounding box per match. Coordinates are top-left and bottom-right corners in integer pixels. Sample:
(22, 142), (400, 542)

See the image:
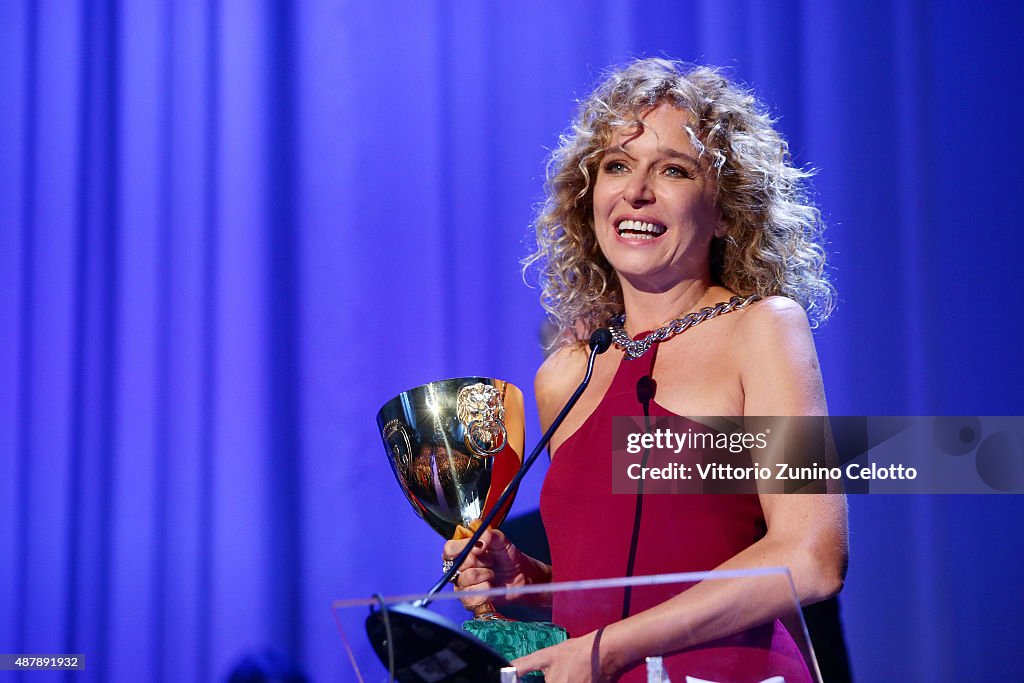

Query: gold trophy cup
(376, 377), (525, 619)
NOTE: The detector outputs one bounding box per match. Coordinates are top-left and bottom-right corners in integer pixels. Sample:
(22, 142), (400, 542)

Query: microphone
(589, 327), (613, 354)
(365, 327), (615, 681)
(636, 375), (656, 405)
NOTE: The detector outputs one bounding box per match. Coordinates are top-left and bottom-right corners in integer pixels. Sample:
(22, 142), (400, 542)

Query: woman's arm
(515, 298), (849, 680)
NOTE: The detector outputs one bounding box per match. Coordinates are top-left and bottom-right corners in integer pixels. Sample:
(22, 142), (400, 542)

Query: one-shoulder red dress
(539, 345), (814, 683)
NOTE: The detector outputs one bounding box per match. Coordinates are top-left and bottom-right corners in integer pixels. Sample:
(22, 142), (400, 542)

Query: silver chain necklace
(608, 294), (762, 360)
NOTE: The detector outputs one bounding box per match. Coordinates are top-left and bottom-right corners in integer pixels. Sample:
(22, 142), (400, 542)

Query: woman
(443, 58), (848, 682)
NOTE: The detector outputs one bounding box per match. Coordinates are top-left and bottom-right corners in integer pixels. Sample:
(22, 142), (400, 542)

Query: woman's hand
(511, 629), (619, 683)
(441, 525), (551, 610)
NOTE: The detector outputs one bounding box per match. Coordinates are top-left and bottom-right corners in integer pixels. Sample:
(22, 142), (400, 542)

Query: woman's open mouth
(616, 219), (667, 241)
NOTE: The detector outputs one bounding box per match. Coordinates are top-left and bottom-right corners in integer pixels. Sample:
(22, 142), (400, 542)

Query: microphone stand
(364, 329), (613, 682)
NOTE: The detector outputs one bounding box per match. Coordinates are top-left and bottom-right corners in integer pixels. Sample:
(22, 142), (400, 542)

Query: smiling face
(591, 103), (724, 292)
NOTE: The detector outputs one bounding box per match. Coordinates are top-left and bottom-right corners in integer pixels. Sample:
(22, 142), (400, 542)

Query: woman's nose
(623, 173), (654, 206)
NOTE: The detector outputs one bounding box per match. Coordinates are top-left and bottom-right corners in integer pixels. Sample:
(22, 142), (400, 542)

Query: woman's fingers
(510, 650), (545, 676)
(453, 567), (494, 589)
(442, 527), (531, 615)
(454, 590), (492, 610)
(451, 565), (498, 610)
(442, 538), (467, 563)
(442, 526), (520, 611)
(442, 539), (480, 563)
(476, 527), (510, 553)
(444, 528), (507, 557)
(442, 534), (502, 570)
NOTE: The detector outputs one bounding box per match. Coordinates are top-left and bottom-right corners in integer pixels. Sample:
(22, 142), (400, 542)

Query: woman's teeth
(617, 220), (667, 240)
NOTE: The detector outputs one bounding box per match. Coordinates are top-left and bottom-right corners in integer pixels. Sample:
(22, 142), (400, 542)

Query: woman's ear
(714, 213), (729, 239)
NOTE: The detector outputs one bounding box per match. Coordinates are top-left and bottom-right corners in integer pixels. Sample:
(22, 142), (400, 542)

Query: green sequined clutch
(461, 619), (567, 679)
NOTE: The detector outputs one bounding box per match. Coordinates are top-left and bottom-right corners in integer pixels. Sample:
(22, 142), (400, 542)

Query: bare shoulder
(734, 296), (816, 360)
(735, 296), (826, 416)
(736, 295), (812, 335)
(534, 342), (589, 430)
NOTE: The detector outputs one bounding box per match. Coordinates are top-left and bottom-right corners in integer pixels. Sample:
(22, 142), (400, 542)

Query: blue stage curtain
(2, 1), (1022, 681)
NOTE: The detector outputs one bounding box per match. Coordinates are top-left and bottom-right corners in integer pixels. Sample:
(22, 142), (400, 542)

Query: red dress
(539, 345), (814, 682)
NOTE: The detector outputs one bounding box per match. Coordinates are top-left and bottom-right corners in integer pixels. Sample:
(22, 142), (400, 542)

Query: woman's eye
(603, 160), (628, 174)
(664, 165), (690, 178)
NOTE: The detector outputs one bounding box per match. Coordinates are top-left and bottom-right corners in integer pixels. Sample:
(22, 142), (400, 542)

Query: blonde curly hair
(523, 58), (834, 346)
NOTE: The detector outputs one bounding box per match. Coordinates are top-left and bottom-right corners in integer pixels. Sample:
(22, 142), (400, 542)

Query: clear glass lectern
(333, 568), (821, 682)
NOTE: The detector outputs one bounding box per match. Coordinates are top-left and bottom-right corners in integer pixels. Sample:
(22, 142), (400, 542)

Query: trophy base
(462, 618), (566, 679)
(365, 602), (512, 682)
